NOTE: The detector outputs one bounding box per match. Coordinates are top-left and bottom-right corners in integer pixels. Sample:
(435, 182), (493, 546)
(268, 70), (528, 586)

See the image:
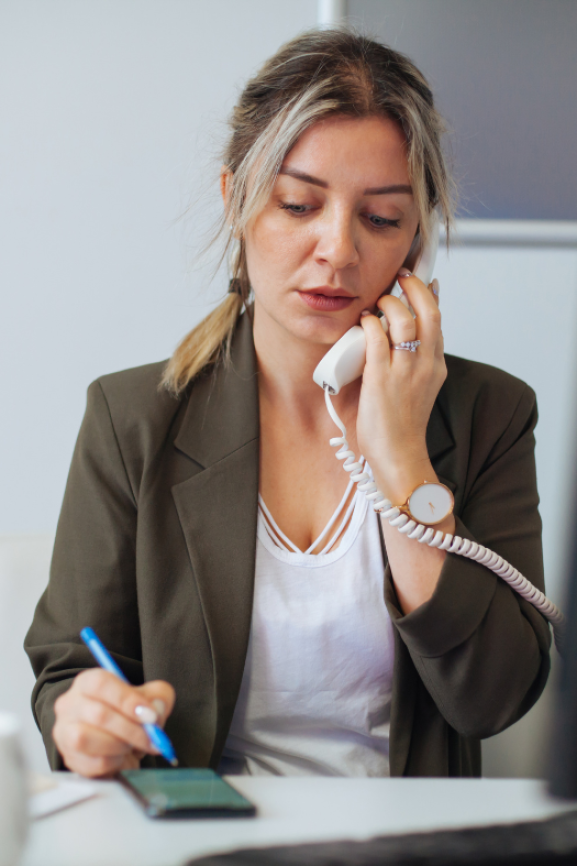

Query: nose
(315, 210), (360, 272)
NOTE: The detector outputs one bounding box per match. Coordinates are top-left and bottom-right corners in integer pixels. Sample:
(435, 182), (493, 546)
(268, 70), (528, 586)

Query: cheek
(245, 215), (312, 284)
(360, 233), (413, 284)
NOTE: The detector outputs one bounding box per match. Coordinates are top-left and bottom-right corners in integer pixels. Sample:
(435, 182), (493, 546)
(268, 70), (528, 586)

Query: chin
(291, 309), (355, 347)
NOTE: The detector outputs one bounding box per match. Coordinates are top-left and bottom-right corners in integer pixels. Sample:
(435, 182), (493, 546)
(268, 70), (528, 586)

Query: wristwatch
(397, 481), (454, 526)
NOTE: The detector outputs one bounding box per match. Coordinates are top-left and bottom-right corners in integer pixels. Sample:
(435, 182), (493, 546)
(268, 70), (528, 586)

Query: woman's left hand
(357, 270), (445, 506)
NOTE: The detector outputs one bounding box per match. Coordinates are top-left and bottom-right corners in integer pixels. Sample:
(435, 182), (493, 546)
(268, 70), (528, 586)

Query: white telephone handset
(311, 214), (565, 648)
(312, 217), (440, 395)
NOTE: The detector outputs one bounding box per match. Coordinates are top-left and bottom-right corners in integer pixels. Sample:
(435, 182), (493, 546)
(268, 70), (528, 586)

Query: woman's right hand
(53, 669), (176, 777)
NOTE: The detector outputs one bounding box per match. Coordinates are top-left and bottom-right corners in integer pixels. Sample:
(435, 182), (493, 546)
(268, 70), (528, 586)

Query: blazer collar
(174, 312), (259, 468)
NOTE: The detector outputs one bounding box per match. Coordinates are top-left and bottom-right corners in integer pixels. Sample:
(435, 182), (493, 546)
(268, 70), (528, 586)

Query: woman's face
(243, 114), (421, 347)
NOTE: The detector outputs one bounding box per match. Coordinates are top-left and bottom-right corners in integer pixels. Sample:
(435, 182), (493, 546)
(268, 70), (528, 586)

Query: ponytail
(161, 290), (244, 396)
(162, 237), (251, 395)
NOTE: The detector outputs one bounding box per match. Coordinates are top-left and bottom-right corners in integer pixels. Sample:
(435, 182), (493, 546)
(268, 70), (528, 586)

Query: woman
(26, 30), (550, 779)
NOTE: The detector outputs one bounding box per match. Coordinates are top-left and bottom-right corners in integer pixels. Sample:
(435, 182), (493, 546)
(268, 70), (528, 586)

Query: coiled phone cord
(324, 388), (565, 652)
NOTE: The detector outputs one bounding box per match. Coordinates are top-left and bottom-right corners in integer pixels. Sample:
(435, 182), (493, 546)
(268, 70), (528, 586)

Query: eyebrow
(279, 167), (413, 196)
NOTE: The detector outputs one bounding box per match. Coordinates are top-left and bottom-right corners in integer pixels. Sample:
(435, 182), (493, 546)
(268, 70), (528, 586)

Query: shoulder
(88, 360), (182, 427)
(444, 353), (536, 416)
(84, 361), (187, 469)
(444, 353), (532, 397)
(91, 360), (177, 417)
(441, 354), (537, 456)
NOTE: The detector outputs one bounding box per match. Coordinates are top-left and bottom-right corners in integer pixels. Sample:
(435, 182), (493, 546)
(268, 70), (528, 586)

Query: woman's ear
(221, 166), (241, 239)
(220, 166), (233, 214)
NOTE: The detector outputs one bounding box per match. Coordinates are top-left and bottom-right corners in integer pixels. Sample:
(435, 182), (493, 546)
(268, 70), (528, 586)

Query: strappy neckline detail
(258, 460), (370, 565)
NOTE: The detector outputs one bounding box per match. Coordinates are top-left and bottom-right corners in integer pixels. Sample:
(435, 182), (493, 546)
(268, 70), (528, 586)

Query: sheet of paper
(29, 774), (98, 819)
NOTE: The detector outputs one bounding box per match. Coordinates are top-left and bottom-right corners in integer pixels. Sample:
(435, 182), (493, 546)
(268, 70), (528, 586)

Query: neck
(253, 302), (359, 418)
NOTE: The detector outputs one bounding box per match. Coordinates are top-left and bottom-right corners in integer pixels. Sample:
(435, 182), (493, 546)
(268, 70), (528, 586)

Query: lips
(298, 287), (356, 312)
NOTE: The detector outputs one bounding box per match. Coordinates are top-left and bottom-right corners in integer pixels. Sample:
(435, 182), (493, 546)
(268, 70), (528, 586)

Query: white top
(220, 479), (395, 777)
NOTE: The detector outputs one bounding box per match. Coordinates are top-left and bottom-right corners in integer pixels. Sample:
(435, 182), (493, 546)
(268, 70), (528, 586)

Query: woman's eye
(367, 214), (401, 229)
(279, 203), (312, 215)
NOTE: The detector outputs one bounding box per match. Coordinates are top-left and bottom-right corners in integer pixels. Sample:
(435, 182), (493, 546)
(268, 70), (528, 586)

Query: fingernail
(360, 309), (371, 317)
(151, 699), (166, 719)
(431, 278), (439, 297)
(135, 705), (158, 724)
(397, 268), (412, 277)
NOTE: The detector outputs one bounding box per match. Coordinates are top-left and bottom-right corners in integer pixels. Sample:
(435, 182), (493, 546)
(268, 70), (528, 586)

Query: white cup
(0, 713), (28, 866)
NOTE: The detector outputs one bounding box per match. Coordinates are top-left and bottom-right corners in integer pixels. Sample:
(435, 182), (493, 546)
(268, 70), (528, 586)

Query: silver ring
(392, 340), (421, 353)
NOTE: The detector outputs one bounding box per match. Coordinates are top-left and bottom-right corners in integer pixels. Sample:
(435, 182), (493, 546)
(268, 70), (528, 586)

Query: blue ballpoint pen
(80, 627), (178, 767)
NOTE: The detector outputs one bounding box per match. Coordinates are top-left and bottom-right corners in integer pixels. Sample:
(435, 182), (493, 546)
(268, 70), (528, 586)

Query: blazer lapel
(172, 313), (259, 763)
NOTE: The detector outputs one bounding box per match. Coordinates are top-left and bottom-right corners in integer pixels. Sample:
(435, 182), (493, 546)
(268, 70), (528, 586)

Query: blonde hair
(162, 28), (455, 395)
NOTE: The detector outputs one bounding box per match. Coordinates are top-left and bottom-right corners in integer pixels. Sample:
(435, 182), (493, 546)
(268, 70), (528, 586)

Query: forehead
(282, 115), (410, 185)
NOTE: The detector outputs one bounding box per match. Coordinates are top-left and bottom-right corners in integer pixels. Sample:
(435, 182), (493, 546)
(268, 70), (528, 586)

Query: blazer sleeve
(24, 380), (143, 769)
(384, 383), (551, 739)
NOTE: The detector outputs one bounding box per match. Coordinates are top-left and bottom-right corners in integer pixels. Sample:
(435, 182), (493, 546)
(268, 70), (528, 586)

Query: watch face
(408, 483), (454, 526)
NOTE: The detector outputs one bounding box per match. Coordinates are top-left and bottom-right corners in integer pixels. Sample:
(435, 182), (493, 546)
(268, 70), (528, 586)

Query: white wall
(0, 0), (317, 532)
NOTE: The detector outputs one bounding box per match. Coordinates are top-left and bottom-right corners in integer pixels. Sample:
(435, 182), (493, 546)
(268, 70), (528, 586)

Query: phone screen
(119, 768), (256, 819)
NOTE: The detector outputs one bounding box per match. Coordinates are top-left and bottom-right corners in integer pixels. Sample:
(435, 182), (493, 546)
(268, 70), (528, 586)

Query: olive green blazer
(25, 312), (551, 776)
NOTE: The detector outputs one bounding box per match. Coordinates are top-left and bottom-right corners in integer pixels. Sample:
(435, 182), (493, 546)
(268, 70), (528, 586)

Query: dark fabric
(24, 312), (551, 775)
(185, 810), (577, 866)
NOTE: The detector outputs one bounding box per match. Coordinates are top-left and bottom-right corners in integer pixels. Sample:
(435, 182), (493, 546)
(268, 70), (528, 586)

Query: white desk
(23, 775), (576, 866)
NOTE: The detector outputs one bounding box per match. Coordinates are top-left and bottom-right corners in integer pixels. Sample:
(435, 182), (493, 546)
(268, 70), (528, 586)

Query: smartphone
(118, 768), (256, 819)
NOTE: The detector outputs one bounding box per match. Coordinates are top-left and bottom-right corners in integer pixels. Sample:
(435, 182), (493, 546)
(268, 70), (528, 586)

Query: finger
(73, 749), (145, 775)
(428, 279), (443, 360)
(74, 669), (159, 727)
(378, 294), (417, 348)
(135, 681), (176, 728)
(62, 721), (139, 759)
(359, 312), (391, 374)
(395, 271), (441, 351)
(122, 751), (144, 771)
(74, 696), (157, 754)
(62, 748), (127, 779)
(435, 328), (445, 364)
